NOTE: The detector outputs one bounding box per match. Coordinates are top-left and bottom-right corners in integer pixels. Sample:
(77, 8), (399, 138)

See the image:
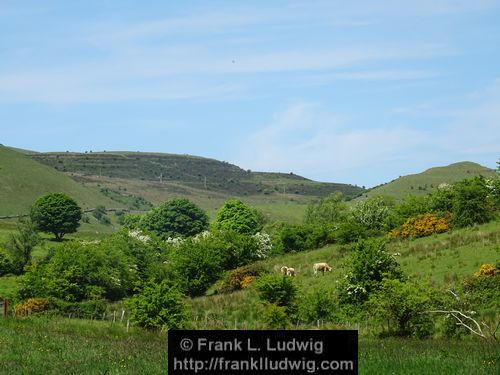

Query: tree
(452, 177), (491, 227)
(6, 217), (40, 273)
(127, 280), (189, 330)
(305, 192), (348, 227)
(213, 199), (263, 235)
(30, 193), (82, 241)
(142, 198), (208, 240)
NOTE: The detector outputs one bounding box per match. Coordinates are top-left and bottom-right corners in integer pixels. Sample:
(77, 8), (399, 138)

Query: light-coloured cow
(286, 267), (296, 277)
(313, 262), (332, 276)
(280, 266), (289, 276)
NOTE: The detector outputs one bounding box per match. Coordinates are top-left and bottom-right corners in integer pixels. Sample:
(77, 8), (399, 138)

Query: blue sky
(1, 0), (499, 187)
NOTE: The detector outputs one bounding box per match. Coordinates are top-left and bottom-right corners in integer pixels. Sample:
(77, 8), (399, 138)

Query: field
(0, 317), (497, 374)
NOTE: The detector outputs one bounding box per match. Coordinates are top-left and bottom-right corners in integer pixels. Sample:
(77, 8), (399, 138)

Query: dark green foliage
(255, 274), (297, 311)
(126, 280), (189, 330)
(5, 217), (40, 273)
(213, 199), (263, 235)
(18, 239), (138, 302)
(389, 195), (430, 228)
(92, 205), (106, 220)
(275, 223), (331, 253)
(339, 238), (403, 304)
(142, 198), (208, 239)
(305, 192), (348, 226)
(47, 298), (107, 318)
(452, 177), (492, 227)
(168, 236), (225, 297)
(0, 250), (14, 276)
(30, 192), (82, 241)
(122, 213), (143, 229)
(261, 303), (291, 329)
(298, 288), (337, 323)
(368, 279), (434, 338)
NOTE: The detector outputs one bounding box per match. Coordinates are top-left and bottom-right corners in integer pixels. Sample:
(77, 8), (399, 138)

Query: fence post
(3, 299), (8, 316)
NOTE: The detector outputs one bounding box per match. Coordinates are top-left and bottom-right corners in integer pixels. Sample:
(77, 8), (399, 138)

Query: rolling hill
(0, 146), (121, 216)
(360, 161), (496, 201)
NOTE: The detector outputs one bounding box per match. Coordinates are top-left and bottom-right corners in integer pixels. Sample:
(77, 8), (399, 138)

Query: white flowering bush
(252, 232), (273, 259)
(338, 238), (403, 305)
(128, 229), (151, 243)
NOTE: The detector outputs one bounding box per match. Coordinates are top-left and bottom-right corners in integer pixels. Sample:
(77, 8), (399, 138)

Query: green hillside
(0, 146), (121, 216)
(31, 151), (364, 199)
(361, 161), (496, 201)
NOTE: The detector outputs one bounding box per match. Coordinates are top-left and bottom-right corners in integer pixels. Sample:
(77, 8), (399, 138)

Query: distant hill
(0, 146), (121, 216)
(31, 151), (364, 199)
(361, 161), (497, 201)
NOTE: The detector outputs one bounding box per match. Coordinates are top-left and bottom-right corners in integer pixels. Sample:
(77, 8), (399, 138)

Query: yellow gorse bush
(389, 214), (449, 239)
(14, 298), (49, 316)
(474, 263), (499, 277)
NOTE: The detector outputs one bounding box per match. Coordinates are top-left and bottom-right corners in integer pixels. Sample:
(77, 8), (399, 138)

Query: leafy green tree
(142, 198), (208, 239)
(168, 236), (225, 297)
(6, 217), (40, 273)
(213, 199), (263, 235)
(452, 177), (491, 227)
(255, 274), (297, 314)
(30, 193), (82, 241)
(368, 279), (434, 338)
(339, 238), (403, 305)
(305, 192), (348, 227)
(351, 196), (394, 232)
(127, 280), (189, 330)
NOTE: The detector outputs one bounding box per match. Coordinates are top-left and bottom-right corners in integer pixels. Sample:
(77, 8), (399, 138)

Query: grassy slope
(0, 146), (121, 215)
(362, 162), (496, 201)
(189, 220), (500, 329)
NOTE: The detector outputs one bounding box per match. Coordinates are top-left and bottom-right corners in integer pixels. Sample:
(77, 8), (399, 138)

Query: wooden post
(3, 299), (8, 316)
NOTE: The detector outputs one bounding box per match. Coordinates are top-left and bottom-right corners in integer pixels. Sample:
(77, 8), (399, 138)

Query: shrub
(18, 239), (138, 302)
(305, 192), (348, 227)
(339, 238), (403, 305)
(126, 280), (189, 330)
(388, 213), (449, 239)
(261, 303), (291, 329)
(219, 264), (265, 293)
(255, 274), (297, 312)
(275, 223), (331, 253)
(297, 288), (337, 323)
(14, 298), (50, 316)
(368, 279), (434, 338)
(474, 263), (499, 277)
(452, 177), (492, 228)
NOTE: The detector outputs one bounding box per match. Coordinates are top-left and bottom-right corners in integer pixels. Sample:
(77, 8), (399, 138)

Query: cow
(313, 262), (332, 276)
(280, 266), (289, 276)
(286, 267), (296, 277)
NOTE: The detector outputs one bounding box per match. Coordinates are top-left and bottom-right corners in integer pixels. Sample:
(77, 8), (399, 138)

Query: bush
(126, 280), (188, 330)
(261, 303), (291, 329)
(305, 192), (348, 227)
(339, 238), (403, 305)
(14, 298), (50, 316)
(452, 177), (492, 228)
(275, 223), (331, 253)
(18, 239), (138, 302)
(368, 279), (434, 338)
(219, 264), (265, 293)
(255, 274), (297, 312)
(297, 288), (337, 323)
(388, 214), (449, 239)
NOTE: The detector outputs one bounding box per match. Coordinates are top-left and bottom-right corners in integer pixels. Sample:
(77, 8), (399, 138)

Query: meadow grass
(0, 316), (167, 375)
(0, 315), (497, 374)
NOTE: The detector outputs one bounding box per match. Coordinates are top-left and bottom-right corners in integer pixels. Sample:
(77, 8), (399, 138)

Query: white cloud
(235, 103), (428, 184)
